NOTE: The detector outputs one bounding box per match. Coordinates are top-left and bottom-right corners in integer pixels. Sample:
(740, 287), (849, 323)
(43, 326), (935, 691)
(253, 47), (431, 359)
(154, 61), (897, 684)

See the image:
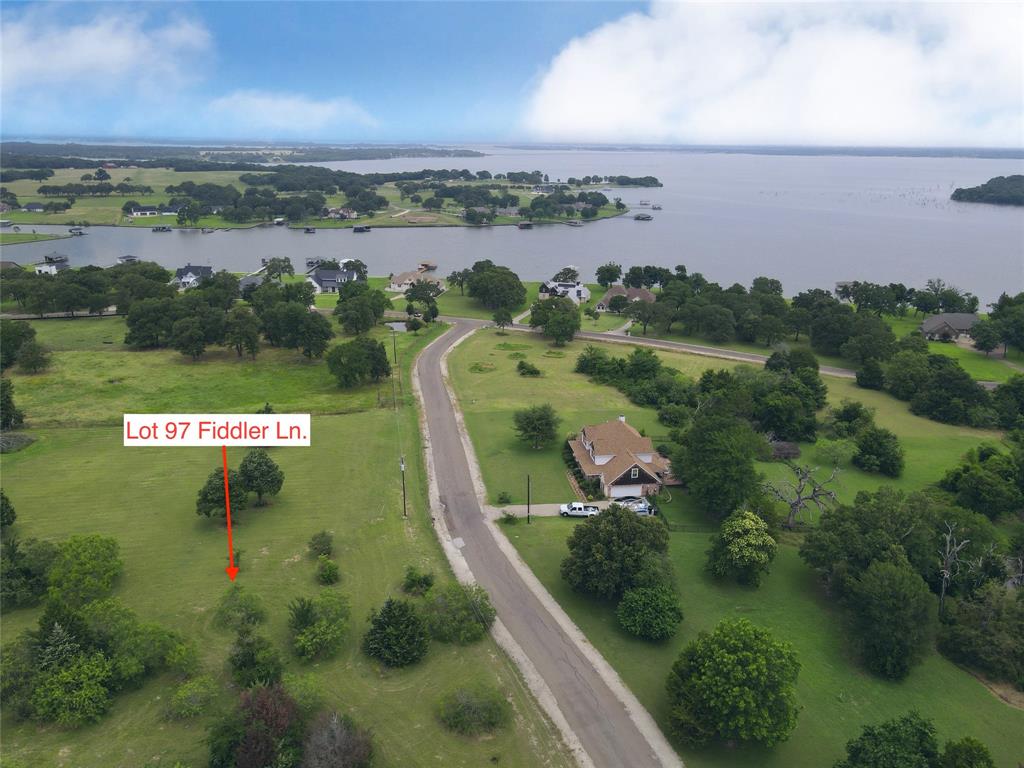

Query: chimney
(618, 415), (626, 423)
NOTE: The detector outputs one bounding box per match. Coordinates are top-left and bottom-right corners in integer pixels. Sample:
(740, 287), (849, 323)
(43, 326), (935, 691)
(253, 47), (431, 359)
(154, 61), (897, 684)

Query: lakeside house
(238, 268), (268, 293)
(34, 252), (70, 276)
(172, 264), (213, 289)
(539, 280), (591, 304)
(568, 416), (671, 499)
(595, 285), (656, 311)
(920, 313), (979, 341)
(22, 203), (44, 213)
(130, 206), (160, 218)
(306, 266), (361, 294)
(388, 268), (443, 293)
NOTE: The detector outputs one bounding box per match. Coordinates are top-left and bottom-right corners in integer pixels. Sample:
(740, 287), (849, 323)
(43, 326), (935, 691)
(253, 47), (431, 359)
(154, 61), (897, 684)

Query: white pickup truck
(559, 502), (600, 517)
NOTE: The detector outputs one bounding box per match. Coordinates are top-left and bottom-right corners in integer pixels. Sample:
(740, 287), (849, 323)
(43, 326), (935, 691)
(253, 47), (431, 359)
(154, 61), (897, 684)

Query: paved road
(417, 318), (667, 768)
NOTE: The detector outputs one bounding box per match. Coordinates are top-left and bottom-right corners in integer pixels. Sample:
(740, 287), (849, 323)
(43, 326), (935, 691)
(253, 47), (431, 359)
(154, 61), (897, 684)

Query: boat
(201, 227), (215, 234)
(273, 217), (286, 226)
(639, 200), (651, 206)
(304, 227), (316, 234)
(117, 255), (138, 264)
(0, 220), (12, 228)
(517, 221), (533, 230)
(151, 226), (172, 232)
(651, 204), (662, 210)
(418, 261), (437, 271)
(69, 227), (85, 236)
(305, 258), (323, 268)
(567, 220), (583, 227)
(352, 226), (371, 233)
(633, 213), (653, 221)
(44, 253), (69, 264)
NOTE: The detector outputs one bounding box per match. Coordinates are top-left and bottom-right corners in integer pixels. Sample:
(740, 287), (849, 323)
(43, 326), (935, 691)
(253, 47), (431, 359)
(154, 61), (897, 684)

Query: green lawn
(1, 318), (571, 767)
(505, 517), (1024, 768)
(0, 232), (69, 245)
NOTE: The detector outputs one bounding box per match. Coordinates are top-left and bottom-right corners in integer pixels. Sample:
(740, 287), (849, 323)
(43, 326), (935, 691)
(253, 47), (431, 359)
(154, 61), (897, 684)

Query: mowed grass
(0, 321), (572, 767)
(505, 518), (1024, 768)
(0, 232), (69, 245)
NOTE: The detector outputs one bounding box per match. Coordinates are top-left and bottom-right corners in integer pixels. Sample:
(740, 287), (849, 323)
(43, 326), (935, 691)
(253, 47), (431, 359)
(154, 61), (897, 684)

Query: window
(630, 467), (639, 479)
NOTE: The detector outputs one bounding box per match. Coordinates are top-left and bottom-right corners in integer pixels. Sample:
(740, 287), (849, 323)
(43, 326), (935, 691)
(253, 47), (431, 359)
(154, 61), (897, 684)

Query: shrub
(16, 340), (51, 374)
(423, 583), (497, 644)
(165, 641), (200, 678)
(291, 591), (350, 660)
(856, 359), (885, 389)
(437, 685), (509, 736)
(169, 675), (217, 718)
(214, 585), (266, 631)
(402, 565), (435, 596)
(500, 509), (519, 525)
(228, 630), (283, 687)
(303, 711), (374, 768)
(363, 598), (429, 667)
(853, 426), (905, 477)
(517, 360), (541, 376)
(496, 490), (512, 505)
(616, 585), (683, 641)
(316, 555), (340, 585)
(308, 530), (334, 558)
(30, 652), (113, 726)
(282, 672), (323, 716)
(47, 534), (123, 608)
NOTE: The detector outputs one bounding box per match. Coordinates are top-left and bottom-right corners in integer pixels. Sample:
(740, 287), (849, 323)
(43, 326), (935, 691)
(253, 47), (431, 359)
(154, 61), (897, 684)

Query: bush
(30, 652), (112, 726)
(516, 360), (541, 376)
(16, 340), (51, 374)
(169, 675), (217, 718)
(47, 534), (123, 608)
(282, 672), (323, 716)
(165, 641), (200, 678)
(496, 490), (512, 505)
(437, 685), (509, 735)
(228, 630), (284, 687)
(853, 426), (905, 477)
(290, 591), (350, 660)
(423, 583), (496, 644)
(402, 565), (435, 596)
(303, 711), (374, 768)
(316, 555), (340, 585)
(855, 359), (885, 389)
(308, 530), (334, 558)
(214, 585), (266, 631)
(363, 598), (429, 667)
(616, 585), (683, 641)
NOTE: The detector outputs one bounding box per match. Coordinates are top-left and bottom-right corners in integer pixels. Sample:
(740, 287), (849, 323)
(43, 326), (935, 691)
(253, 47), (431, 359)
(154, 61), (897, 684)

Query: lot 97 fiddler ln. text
(123, 414), (311, 447)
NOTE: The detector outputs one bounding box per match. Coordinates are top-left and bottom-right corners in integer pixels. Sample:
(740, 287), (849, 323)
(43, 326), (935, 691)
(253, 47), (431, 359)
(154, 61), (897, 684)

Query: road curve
(416, 318), (671, 768)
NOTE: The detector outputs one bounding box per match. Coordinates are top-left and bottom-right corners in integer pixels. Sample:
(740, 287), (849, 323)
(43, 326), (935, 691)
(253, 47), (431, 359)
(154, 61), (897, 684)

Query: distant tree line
(37, 182), (153, 197)
(951, 174), (1024, 206)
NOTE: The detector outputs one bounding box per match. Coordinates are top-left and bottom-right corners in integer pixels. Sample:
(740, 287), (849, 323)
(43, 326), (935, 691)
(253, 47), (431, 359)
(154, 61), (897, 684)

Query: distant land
(0, 141), (484, 164)
(951, 175), (1024, 206)
(498, 143), (1024, 160)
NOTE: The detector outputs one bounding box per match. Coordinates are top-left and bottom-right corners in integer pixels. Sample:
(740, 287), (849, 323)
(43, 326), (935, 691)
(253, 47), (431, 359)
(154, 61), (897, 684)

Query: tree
(595, 262), (622, 287)
(969, 319), (1001, 355)
(0, 319), (36, 369)
(939, 737), (995, 768)
(608, 294), (629, 314)
(297, 311), (334, 358)
(629, 301), (659, 335)
(493, 307), (512, 331)
(196, 466), (248, 520)
(15, 340), (50, 373)
(238, 449), (284, 506)
(552, 266), (579, 282)
(833, 712), (940, 768)
(362, 598), (429, 667)
(423, 583), (496, 644)
(885, 350), (932, 400)
(666, 618), (800, 746)
(673, 413), (760, 519)
(171, 316), (206, 360)
(513, 403), (560, 449)
(30, 652), (112, 726)
(763, 462), (838, 528)
(447, 269), (470, 295)
(616, 585), (683, 641)
(225, 306), (261, 358)
(544, 306), (581, 345)
(856, 359), (885, 389)
(228, 630), (284, 687)
(437, 686), (509, 736)
(1, 489), (15, 529)
(46, 534), (123, 608)
(326, 337), (391, 388)
(290, 591), (350, 659)
(561, 505), (670, 599)
(705, 510), (777, 585)
(334, 295), (377, 334)
(853, 426), (904, 477)
(848, 560), (934, 679)
(263, 257), (294, 281)
(1, 378), (25, 430)
(405, 317), (422, 334)
(303, 711), (374, 768)
(466, 265), (526, 310)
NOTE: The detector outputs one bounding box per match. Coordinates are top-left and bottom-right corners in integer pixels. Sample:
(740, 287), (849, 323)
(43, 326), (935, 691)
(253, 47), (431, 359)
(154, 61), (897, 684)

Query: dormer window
(630, 467), (639, 479)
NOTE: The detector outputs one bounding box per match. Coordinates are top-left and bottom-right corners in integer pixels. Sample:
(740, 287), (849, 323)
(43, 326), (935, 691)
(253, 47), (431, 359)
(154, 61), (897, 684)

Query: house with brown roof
(595, 284), (656, 311)
(388, 269), (443, 293)
(568, 416), (671, 498)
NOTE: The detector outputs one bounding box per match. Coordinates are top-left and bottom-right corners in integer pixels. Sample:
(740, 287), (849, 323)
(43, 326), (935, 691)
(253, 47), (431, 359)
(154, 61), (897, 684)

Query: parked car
(559, 502), (600, 517)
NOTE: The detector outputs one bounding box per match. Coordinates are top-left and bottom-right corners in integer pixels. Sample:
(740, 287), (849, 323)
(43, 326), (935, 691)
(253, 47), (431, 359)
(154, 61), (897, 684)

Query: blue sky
(2, 2), (1021, 146)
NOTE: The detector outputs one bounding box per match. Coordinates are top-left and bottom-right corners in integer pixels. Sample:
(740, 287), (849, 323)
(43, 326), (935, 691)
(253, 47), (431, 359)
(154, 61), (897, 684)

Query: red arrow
(222, 445), (238, 581)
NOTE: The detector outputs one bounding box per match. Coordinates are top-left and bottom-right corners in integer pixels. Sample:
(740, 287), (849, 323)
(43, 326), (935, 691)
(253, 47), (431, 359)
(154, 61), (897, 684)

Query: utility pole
(527, 474), (531, 524)
(400, 455), (407, 518)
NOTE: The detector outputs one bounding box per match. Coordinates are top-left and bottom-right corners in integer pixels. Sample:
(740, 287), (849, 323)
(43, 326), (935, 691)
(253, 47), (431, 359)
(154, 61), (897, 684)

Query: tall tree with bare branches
(763, 462), (839, 529)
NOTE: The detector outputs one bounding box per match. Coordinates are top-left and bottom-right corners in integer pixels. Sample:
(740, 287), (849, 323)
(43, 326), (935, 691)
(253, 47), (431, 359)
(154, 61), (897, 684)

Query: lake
(2, 148), (1022, 304)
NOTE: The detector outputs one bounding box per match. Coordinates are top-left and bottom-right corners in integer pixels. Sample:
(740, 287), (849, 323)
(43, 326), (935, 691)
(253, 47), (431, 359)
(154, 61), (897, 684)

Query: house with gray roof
(306, 266), (359, 294)
(172, 264), (213, 289)
(919, 313), (979, 341)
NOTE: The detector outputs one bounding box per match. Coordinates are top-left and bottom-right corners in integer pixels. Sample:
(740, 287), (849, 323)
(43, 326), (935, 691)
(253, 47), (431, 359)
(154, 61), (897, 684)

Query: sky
(2, 1), (1021, 147)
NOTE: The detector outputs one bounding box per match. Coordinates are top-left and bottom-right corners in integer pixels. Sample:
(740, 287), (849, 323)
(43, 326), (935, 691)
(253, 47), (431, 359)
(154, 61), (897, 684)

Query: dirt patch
(406, 216), (438, 223)
(969, 669), (1024, 709)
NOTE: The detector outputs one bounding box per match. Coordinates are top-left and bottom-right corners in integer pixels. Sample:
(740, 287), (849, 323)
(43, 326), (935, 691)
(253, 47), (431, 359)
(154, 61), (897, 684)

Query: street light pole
(527, 473), (531, 524)
(400, 455), (407, 518)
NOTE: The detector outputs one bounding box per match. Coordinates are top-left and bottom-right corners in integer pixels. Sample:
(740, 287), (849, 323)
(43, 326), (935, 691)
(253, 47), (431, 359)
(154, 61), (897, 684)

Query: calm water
(3, 148), (1022, 304)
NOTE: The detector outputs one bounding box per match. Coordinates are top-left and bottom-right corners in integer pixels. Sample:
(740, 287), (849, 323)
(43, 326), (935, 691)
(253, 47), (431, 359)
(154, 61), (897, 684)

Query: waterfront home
(306, 266), (360, 294)
(130, 206), (160, 217)
(920, 313), (979, 341)
(568, 416), (671, 499)
(172, 264), (213, 289)
(595, 285), (656, 311)
(388, 269), (443, 293)
(22, 202), (44, 213)
(539, 280), (590, 304)
(34, 252), (70, 276)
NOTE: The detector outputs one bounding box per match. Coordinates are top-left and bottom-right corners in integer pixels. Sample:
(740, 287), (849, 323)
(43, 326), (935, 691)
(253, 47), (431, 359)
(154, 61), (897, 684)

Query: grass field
(0, 318), (572, 768)
(505, 517), (1024, 768)
(447, 329), (1000, 506)
(0, 232), (68, 245)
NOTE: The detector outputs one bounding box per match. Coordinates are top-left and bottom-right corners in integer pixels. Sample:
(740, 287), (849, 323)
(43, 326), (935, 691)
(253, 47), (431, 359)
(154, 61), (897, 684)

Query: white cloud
(523, 3), (1024, 147)
(2, 9), (211, 94)
(205, 91), (377, 137)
